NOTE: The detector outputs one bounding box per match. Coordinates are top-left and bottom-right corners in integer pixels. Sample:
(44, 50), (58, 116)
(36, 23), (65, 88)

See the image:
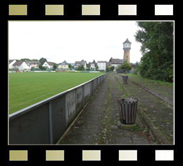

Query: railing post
(64, 94), (67, 128)
(49, 101), (53, 144)
(82, 85), (84, 107)
(91, 80), (93, 95)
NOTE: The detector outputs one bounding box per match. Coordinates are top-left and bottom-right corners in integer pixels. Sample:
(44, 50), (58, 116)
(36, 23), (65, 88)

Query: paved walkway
(59, 73), (153, 145)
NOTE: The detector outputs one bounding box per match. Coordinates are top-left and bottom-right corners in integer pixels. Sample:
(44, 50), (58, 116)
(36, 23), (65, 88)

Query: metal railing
(9, 73), (107, 144)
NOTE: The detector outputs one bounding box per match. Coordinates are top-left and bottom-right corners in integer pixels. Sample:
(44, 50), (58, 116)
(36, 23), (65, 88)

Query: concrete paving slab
(59, 73), (152, 145)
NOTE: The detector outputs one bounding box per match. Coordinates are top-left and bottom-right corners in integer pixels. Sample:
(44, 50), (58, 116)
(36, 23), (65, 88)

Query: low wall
(9, 73), (107, 144)
(29, 71), (56, 72)
(79, 71), (100, 73)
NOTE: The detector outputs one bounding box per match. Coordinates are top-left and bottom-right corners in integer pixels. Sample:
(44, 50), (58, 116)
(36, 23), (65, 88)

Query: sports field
(9, 72), (104, 114)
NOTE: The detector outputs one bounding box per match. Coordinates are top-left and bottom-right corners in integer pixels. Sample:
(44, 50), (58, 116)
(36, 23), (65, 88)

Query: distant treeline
(17, 58), (39, 61)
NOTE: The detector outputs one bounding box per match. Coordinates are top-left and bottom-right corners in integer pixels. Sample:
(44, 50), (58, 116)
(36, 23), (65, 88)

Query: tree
(106, 66), (111, 72)
(119, 61), (132, 73)
(78, 65), (85, 71)
(86, 63), (91, 70)
(110, 66), (115, 71)
(39, 64), (46, 70)
(53, 63), (57, 70)
(20, 58), (31, 61)
(39, 64), (42, 70)
(68, 64), (72, 69)
(39, 57), (47, 65)
(20, 58), (39, 61)
(135, 22), (173, 82)
(31, 67), (35, 71)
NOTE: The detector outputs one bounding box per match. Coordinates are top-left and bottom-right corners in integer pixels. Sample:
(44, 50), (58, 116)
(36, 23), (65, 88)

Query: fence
(9, 73), (107, 144)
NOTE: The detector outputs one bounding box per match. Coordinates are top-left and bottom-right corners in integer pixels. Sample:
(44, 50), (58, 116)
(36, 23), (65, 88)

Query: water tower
(123, 38), (131, 63)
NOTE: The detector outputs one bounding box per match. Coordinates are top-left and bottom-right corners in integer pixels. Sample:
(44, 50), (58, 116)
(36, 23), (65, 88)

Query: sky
(9, 21), (143, 64)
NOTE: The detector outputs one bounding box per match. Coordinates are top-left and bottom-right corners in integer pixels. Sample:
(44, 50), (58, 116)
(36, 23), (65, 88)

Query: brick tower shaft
(124, 50), (130, 63)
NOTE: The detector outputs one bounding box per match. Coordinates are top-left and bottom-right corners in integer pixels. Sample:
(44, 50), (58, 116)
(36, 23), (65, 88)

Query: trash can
(118, 98), (138, 124)
(122, 75), (128, 84)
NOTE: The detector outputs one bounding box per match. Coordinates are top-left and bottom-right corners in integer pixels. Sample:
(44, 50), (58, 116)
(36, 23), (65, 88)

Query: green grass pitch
(9, 72), (104, 114)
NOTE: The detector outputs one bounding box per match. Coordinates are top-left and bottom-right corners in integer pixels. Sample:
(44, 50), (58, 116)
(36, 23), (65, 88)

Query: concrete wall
(9, 73), (107, 145)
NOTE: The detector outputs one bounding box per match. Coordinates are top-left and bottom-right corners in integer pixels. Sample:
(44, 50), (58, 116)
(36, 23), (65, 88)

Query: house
(9, 59), (17, 69)
(97, 61), (107, 71)
(110, 58), (123, 71)
(74, 60), (87, 69)
(42, 61), (54, 69)
(25, 60), (40, 68)
(89, 60), (97, 70)
(130, 63), (135, 73)
(57, 60), (69, 69)
(106, 62), (111, 67)
(11, 61), (31, 71)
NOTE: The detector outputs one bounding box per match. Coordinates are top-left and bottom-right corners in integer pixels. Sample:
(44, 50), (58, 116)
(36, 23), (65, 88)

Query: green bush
(119, 61), (132, 73)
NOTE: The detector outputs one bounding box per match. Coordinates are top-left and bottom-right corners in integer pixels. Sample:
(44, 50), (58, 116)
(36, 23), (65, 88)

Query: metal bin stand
(122, 75), (128, 84)
(118, 98), (138, 124)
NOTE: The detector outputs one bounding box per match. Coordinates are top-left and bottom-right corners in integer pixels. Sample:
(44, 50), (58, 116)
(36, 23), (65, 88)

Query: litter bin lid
(119, 98), (137, 103)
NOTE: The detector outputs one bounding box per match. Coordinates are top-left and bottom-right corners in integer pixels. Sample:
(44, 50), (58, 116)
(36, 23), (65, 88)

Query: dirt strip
(126, 74), (173, 101)
(129, 79), (173, 106)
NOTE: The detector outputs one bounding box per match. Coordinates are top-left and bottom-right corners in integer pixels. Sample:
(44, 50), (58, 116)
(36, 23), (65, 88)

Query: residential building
(74, 60), (87, 69)
(9, 59), (17, 69)
(130, 63), (135, 73)
(11, 61), (31, 71)
(106, 62), (111, 67)
(89, 60), (97, 70)
(42, 61), (54, 69)
(111, 58), (123, 71)
(57, 60), (69, 69)
(25, 60), (40, 68)
(97, 61), (107, 71)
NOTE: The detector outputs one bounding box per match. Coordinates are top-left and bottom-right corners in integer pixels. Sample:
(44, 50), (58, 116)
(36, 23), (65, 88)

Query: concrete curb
(138, 106), (172, 144)
(129, 79), (173, 107)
